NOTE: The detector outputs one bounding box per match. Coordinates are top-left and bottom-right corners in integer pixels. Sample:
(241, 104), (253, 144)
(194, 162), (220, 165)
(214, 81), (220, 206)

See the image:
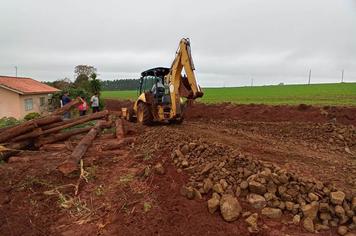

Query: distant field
(101, 83), (356, 106)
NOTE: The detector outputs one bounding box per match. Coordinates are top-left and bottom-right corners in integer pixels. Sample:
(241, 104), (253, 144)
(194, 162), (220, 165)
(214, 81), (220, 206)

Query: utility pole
(308, 69), (311, 85)
(14, 66), (18, 77)
(341, 69), (344, 83)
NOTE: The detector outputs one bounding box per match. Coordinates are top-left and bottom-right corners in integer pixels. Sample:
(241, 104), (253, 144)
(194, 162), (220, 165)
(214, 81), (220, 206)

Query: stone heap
(173, 140), (356, 234)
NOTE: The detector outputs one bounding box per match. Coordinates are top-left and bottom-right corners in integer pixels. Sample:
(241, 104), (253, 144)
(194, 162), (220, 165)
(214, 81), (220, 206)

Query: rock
(315, 224), (329, 231)
(175, 149), (184, 159)
(242, 211), (252, 218)
(293, 215), (301, 225)
(154, 163), (165, 175)
(345, 233), (356, 236)
(249, 181), (267, 195)
(220, 194), (242, 222)
(212, 192), (221, 200)
(320, 212), (332, 221)
(335, 205), (345, 218)
(200, 162), (216, 175)
(245, 213), (258, 233)
(286, 201), (294, 211)
(213, 183), (224, 194)
(330, 191), (345, 205)
(337, 226), (348, 235)
(240, 181), (249, 190)
(308, 192), (319, 201)
(207, 197), (220, 214)
(193, 188), (202, 200)
(203, 178), (213, 193)
(303, 217), (314, 233)
(180, 186), (195, 199)
(345, 147), (353, 155)
(319, 202), (330, 213)
(352, 197), (356, 211)
(219, 179), (228, 190)
(181, 159), (189, 168)
(181, 144), (189, 154)
(261, 207), (282, 219)
(301, 203), (319, 220)
(235, 186), (241, 197)
(247, 194), (267, 209)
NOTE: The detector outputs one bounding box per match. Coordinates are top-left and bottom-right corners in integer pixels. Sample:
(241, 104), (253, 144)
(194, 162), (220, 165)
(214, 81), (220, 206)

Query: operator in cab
(151, 78), (165, 97)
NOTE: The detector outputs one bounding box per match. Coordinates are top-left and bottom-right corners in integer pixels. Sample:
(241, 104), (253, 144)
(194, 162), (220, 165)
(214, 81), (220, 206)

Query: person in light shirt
(90, 92), (100, 113)
(78, 96), (88, 116)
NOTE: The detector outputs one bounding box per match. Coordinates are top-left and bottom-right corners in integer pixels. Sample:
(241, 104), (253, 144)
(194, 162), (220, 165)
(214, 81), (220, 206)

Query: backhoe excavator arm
(165, 38), (203, 117)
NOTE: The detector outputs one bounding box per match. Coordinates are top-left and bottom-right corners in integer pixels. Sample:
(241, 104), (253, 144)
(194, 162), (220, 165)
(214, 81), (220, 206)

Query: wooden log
(35, 115), (63, 126)
(101, 137), (135, 151)
(52, 98), (82, 115)
(0, 122), (37, 143)
(115, 118), (125, 139)
(42, 110), (109, 135)
(12, 128), (43, 142)
(0, 115), (62, 144)
(35, 127), (92, 147)
(57, 120), (111, 175)
(5, 140), (33, 150)
(41, 115), (88, 130)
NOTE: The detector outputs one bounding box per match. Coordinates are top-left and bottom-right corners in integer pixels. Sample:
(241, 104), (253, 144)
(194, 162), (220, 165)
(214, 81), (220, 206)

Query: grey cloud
(0, 0), (355, 86)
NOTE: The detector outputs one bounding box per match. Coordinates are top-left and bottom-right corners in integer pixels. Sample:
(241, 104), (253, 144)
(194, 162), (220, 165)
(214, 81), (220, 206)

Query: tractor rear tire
(137, 102), (152, 125)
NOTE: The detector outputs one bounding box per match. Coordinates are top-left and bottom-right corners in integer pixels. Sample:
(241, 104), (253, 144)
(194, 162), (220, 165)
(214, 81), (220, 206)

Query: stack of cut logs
(0, 98), (130, 175)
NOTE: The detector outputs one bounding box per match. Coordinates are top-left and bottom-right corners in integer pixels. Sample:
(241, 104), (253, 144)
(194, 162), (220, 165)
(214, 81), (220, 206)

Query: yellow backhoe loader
(122, 38), (204, 124)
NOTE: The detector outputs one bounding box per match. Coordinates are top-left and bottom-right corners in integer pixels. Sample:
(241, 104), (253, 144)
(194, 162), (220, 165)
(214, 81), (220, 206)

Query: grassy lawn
(101, 83), (356, 106)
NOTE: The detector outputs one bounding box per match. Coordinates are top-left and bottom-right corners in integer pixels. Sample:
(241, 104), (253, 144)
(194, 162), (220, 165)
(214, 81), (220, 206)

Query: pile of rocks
(173, 141), (356, 234)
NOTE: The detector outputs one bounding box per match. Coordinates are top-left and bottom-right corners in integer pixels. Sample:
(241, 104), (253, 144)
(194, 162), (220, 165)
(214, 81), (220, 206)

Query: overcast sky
(1, 0), (356, 87)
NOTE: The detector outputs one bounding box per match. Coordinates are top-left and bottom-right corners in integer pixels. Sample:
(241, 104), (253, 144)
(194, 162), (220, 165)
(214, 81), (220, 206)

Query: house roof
(0, 75), (60, 95)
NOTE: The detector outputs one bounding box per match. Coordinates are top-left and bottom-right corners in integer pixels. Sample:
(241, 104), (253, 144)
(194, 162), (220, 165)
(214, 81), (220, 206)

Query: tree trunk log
(52, 98), (82, 115)
(42, 110), (109, 135)
(0, 115), (62, 144)
(101, 137), (135, 151)
(115, 118), (125, 139)
(57, 120), (112, 175)
(36, 127), (92, 147)
(5, 140), (33, 150)
(12, 128), (43, 142)
(0, 122), (37, 143)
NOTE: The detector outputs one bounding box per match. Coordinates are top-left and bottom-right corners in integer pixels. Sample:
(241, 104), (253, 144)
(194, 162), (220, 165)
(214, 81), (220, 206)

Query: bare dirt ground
(0, 100), (355, 236)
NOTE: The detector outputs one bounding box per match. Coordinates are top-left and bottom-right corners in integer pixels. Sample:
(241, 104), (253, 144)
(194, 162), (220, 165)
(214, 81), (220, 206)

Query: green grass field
(101, 83), (356, 106)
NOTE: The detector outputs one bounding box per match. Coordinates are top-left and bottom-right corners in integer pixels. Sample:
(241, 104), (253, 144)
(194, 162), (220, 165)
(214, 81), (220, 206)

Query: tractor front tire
(137, 102), (152, 125)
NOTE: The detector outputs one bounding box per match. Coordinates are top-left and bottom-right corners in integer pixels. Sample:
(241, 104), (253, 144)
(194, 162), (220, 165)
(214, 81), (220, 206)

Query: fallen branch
(57, 120), (112, 175)
(115, 118), (125, 139)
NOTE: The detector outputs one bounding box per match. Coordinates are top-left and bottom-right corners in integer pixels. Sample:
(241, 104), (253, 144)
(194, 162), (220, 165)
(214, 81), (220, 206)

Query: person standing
(90, 92), (100, 113)
(78, 96), (88, 116)
(61, 92), (72, 119)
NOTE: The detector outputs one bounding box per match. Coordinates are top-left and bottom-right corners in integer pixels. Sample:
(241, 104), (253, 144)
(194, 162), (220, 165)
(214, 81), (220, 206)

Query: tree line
(100, 79), (140, 91)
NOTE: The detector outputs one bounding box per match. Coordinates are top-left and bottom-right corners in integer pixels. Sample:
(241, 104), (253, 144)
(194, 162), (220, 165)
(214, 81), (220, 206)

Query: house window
(40, 97), (45, 106)
(24, 98), (33, 111)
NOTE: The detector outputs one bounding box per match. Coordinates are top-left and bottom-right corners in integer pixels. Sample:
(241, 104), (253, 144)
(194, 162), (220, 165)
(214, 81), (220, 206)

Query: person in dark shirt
(61, 92), (72, 119)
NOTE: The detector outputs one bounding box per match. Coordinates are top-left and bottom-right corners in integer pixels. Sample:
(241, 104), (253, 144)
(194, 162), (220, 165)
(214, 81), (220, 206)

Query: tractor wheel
(137, 102), (152, 125)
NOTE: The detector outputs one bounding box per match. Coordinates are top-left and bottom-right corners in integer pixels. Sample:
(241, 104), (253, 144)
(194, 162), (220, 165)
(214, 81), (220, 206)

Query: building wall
(19, 94), (50, 118)
(0, 86), (21, 118)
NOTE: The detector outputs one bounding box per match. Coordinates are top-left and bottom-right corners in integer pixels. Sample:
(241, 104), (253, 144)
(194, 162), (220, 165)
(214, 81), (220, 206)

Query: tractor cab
(138, 67), (171, 105)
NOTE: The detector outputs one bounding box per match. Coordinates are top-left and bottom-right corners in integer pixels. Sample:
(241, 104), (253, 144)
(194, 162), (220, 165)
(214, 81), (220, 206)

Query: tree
(74, 74), (90, 91)
(74, 65), (97, 78)
(89, 73), (101, 94)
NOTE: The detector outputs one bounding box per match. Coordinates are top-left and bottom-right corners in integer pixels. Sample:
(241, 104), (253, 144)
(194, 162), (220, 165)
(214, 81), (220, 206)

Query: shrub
(0, 117), (20, 128)
(24, 112), (41, 121)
